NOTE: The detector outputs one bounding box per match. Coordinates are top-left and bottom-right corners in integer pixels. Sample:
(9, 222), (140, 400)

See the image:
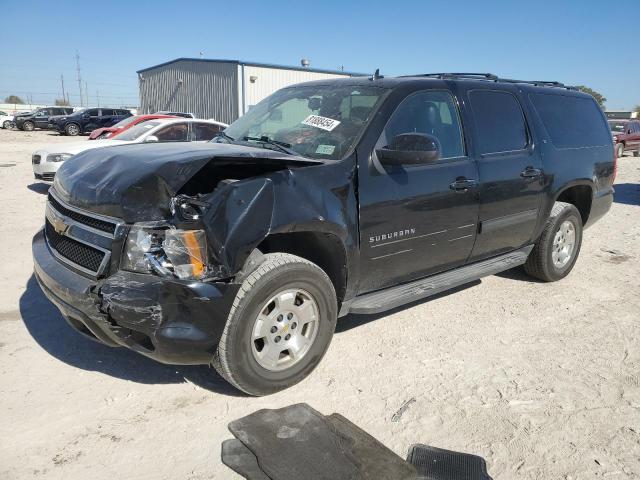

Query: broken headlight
(121, 225), (209, 280)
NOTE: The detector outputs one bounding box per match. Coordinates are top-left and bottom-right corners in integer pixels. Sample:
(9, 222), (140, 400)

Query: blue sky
(1, 0), (638, 109)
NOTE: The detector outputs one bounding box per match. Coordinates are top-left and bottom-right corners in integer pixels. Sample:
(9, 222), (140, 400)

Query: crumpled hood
(53, 142), (322, 221)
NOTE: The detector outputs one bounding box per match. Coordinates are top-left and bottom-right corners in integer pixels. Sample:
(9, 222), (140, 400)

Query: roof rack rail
(400, 73), (577, 90)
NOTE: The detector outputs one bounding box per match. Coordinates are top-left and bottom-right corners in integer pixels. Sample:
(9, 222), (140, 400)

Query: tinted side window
(101, 109), (115, 116)
(87, 109), (100, 117)
(193, 123), (222, 141)
(530, 93), (610, 149)
(155, 123), (189, 142)
(469, 90), (527, 154)
(377, 90), (465, 159)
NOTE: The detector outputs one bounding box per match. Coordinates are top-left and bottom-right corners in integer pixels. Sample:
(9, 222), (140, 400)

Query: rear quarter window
(530, 93), (611, 149)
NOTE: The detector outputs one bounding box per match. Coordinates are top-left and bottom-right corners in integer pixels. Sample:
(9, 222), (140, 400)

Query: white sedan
(32, 118), (227, 181)
(0, 111), (14, 129)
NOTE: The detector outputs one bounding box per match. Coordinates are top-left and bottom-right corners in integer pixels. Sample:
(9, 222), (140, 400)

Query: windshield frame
(219, 83), (390, 161)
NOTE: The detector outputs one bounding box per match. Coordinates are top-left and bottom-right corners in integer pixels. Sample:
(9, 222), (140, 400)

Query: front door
(462, 87), (544, 261)
(34, 109), (49, 128)
(358, 89), (480, 293)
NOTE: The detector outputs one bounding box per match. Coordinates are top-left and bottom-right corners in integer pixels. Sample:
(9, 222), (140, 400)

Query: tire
(524, 201), (583, 282)
(2, 120), (11, 129)
(634, 146), (640, 158)
(616, 143), (624, 158)
(22, 120), (34, 131)
(213, 253), (337, 396)
(65, 123), (80, 136)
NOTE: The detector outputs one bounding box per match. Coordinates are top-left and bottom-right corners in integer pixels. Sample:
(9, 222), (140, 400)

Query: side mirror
(82, 114), (90, 119)
(375, 133), (441, 166)
(144, 135), (159, 143)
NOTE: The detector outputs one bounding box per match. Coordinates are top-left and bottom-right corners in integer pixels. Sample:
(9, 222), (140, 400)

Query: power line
(75, 51), (83, 107)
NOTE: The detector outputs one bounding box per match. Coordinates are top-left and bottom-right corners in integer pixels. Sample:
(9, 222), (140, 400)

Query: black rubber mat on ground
(326, 413), (417, 480)
(406, 444), (492, 480)
(221, 439), (272, 480)
(228, 403), (359, 480)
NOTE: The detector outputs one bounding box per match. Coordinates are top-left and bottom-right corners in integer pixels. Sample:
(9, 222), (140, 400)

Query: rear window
(530, 93), (610, 149)
(469, 90), (528, 155)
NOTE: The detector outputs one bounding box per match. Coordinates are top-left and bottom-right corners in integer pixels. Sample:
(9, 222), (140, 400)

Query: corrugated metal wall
(139, 60), (238, 124)
(241, 66), (349, 113)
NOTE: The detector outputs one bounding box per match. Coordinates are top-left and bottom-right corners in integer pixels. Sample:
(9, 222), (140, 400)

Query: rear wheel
(524, 202), (583, 282)
(616, 143), (625, 158)
(2, 120), (11, 129)
(212, 253), (337, 396)
(22, 120), (34, 131)
(65, 123), (80, 136)
(634, 145), (640, 158)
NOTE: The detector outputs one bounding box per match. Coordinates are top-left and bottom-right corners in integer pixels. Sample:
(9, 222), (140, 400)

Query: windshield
(608, 121), (628, 133)
(113, 121), (161, 141)
(112, 116), (140, 129)
(221, 84), (387, 159)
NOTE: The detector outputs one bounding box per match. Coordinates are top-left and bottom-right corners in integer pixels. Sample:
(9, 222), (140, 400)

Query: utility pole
(84, 82), (88, 107)
(96, 91), (100, 107)
(75, 51), (83, 107)
(60, 74), (67, 105)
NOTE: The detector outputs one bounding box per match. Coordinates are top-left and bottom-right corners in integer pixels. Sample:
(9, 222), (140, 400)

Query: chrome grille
(45, 190), (124, 277)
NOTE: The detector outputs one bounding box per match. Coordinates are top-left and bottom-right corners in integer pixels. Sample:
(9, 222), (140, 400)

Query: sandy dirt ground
(0, 128), (638, 480)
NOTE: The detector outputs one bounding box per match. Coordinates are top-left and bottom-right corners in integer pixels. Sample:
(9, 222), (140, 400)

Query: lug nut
(285, 334), (291, 341)
(274, 336), (281, 343)
(291, 322), (297, 329)
(270, 326), (277, 334)
(287, 313), (293, 320)
(277, 314), (283, 322)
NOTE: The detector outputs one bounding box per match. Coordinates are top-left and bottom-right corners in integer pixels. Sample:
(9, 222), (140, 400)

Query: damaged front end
(34, 142), (357, 365)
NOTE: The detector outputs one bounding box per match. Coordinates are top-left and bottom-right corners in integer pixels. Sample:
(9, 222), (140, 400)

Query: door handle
(520, 167), (542, 178)
(449, 178), (477, 192)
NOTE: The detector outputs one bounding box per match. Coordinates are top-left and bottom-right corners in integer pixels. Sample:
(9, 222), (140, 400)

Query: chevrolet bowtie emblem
(51, 215), (69, 236)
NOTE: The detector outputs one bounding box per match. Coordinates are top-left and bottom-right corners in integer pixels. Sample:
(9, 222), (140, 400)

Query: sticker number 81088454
(301, 114), (341, 132)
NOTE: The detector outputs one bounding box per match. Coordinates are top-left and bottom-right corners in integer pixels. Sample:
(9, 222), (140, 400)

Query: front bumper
(32, 151), (64, 180)
(33, 228), (240, 365)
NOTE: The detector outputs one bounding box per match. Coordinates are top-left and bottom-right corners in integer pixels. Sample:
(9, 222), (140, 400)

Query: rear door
(462, 87), (544, 261)
(357, 88), (479, 293)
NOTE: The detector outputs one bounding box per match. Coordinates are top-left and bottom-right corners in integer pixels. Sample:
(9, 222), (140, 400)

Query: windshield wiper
(213, 131), (236, 143)
(243, 136), (298, 156)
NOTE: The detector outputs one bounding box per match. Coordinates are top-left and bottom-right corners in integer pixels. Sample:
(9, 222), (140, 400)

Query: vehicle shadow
(613, 183), (640, 206)
(27, 183), (50, 195)
(336, 280), (480, 333)
(19, 275), (246, 397)
(494, 265), (545, 283)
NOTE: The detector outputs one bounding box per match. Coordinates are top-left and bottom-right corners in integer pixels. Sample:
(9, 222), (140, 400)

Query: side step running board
(345, 245), (534, 315)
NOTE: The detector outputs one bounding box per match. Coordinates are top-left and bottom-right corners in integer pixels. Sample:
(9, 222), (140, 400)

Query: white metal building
(137, 58), (364, 124)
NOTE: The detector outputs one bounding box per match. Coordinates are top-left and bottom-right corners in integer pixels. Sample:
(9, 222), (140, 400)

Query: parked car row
(32, 117), (227, 181)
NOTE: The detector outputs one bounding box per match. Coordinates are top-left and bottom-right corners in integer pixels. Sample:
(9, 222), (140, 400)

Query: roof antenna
(370, 68), (383, 81)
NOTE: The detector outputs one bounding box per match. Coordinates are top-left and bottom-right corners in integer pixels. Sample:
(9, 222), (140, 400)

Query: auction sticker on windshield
(302, 115), (341, 131)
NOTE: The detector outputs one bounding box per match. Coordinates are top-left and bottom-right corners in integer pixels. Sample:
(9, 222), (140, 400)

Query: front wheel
(22, 120), (34, 131)
(2, 120), (12, 129)
(212, 253), (337, 396)
(524, 201), (583, 282)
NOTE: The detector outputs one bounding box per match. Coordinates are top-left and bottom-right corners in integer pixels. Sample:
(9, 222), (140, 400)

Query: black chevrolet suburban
(49, 107), (132, 136)
(14, 106), (74, 131)
(32, 73), (615, 395)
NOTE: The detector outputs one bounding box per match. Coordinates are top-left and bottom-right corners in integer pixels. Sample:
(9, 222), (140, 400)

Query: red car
(609, 119), (640, 158)
(88, 114), (177, 140)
